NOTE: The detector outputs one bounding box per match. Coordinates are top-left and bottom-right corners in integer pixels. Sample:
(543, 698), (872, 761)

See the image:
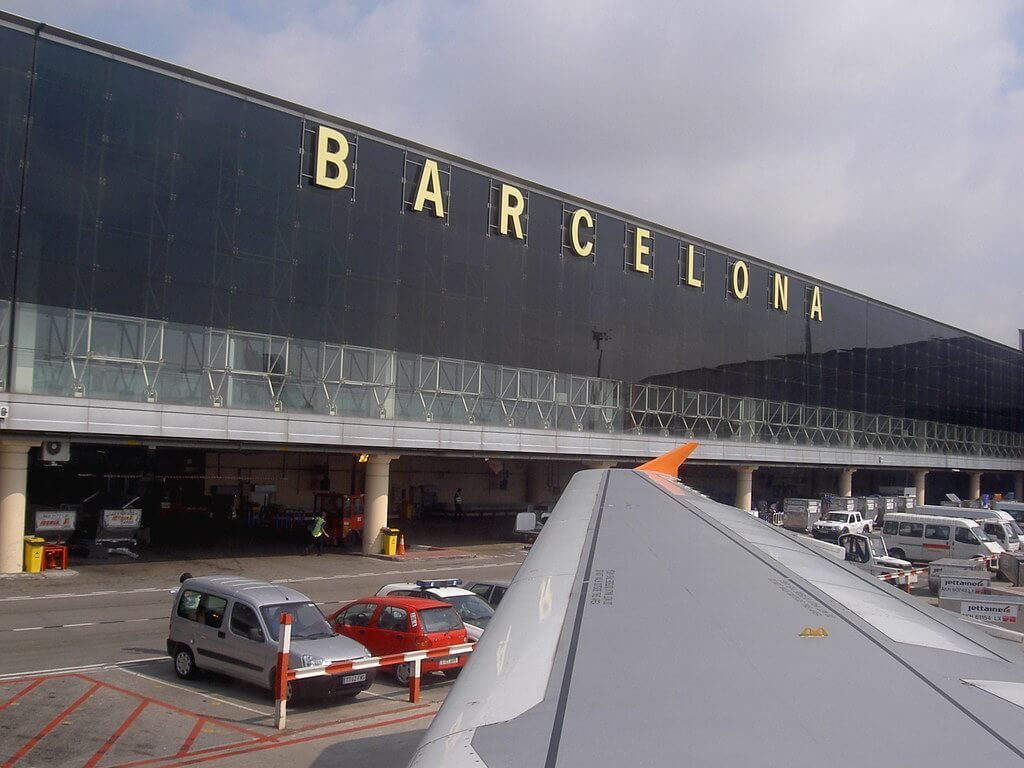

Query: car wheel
(345, 530), (361, 548)
(889, 548), (906, 560)
(173, 646), (198, 680)
(394, 662), (411, 685)
(268, 668), (301, 704)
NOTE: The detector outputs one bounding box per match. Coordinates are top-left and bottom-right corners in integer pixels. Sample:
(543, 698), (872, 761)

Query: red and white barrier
(877, 554), (1000, 593)
(273, 613), (473, 730)
(878, 567), (928, 592)
(274, 613), (292, 729)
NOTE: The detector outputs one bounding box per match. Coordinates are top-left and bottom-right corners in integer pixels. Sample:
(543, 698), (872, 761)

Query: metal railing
(14, 303), (1024, 460)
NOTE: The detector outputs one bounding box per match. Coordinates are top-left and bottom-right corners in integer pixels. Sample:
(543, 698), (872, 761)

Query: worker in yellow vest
(303, 512), (327, 556)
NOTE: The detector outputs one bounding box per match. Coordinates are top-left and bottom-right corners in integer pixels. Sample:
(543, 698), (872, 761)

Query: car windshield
(868, 538), (887, 557)
(260, 602), (334, 641)
(441, 594), (495, 628)
(1008, 522), (1023, 539)
(975, 528), (995, 543)
(821, 513), (850, 523)
(419, 606), (464, 633)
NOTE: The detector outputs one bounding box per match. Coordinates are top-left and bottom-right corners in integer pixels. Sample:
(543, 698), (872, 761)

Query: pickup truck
(812, 511), (872, 541)
(838, 533), (912, 575)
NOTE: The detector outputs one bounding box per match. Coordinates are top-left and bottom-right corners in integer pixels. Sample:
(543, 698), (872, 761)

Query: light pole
(592, 329), (610, 379)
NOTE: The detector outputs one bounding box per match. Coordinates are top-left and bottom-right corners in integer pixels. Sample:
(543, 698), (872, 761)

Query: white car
(464, 579), (510, 608)
(375, 579), (495, 641)
(812, 511), (872, 540)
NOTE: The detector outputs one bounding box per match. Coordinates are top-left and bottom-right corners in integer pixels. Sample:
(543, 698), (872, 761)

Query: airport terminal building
(1, 12), (1024, 570)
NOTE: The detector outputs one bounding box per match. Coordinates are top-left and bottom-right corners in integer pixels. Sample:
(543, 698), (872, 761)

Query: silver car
(167, 576), (375, 701)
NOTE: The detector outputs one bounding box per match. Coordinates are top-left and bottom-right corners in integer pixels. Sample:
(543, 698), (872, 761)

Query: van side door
(190, 591), (230, 675)
(898, 520), (924, 559)
(953, 524), (982, 558)
(223, 601), (271, 686)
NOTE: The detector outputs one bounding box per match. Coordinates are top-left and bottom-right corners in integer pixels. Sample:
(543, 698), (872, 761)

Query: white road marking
(117, 667), (274, 717)
(0, 655), (168, 680)
(0, 560), (523, 603)
(12, 627), (42, 632)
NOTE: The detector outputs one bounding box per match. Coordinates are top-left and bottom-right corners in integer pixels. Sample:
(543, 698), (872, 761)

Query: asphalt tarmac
(0, 528), (528, 768)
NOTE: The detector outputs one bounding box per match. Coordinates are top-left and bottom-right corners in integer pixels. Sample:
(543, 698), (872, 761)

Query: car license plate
(342, 673), (367, 684)
(438, 656), (458, 666)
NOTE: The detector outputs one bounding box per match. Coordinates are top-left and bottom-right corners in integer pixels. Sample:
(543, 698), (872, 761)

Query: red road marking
(111, 709), (437, 768)
(72, 674), (268, 741)
(176, 718), (207, 757)
(0, 678), (45, 712)
(267, 702), (431, 739)
(84, 699), (149, 768)
(2, 681), (101, 767)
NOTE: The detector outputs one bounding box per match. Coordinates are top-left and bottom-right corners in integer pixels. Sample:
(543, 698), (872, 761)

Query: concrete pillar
(363, 454), (399, 556)
(913, 469), (928, 508)
(0, 442), (34, 573)
(968, 471), (982, 501)
(838, 468), (856, 497)
(733, 465), (758, 512)
(1015, 473), (1023, 502)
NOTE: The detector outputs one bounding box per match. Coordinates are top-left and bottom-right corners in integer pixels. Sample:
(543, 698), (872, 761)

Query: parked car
(327, 596), (468, 684)
(464, 579), (510, 608)
(812, 511), (872, 541)
(167, 576), (375, 701)
(375, 579), (495, 641)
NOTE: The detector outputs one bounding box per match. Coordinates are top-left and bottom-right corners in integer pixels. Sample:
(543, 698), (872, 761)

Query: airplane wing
(408, 457), (1024, 767)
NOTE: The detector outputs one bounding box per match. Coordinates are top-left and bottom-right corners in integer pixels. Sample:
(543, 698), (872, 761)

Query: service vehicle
(313, 491), (364, 547)
(811, 510), (872, 541)
(464, 579), (511, 608)
(327, 596), (468, 684)
(375, 579), (495, 641)
(993, 500), (1024, 524)
(837, 532), (912, 575)
(879, 512), (1003, 563)
(914, 504), (1022, 552)
(168, 576), (375, 700)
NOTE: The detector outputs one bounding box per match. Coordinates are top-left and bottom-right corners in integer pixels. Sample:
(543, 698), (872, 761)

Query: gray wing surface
(407, 468), (1024, 767)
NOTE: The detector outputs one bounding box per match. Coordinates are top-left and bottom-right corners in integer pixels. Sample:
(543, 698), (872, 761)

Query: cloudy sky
(6, 0), (1024, 347)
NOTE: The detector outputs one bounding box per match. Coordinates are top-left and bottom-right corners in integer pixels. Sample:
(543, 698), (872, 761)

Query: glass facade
(3, 17), (1024, 448)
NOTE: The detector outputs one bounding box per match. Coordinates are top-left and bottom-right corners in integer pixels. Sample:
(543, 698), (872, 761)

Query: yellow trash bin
(382, 527), (399, 556)
(23, 536), (45, 573)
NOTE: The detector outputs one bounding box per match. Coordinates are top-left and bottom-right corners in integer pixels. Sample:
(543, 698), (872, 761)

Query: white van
(168, 576), (375, 700)
(993, 500), (1024, 525)
(880, 512), (1003, 563)
(913, 505), (1021, 553)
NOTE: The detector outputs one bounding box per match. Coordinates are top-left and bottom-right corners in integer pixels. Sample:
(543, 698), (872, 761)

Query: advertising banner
(34, 510), (77, 532)
(961, 601), (1020, 625)
(939, 575), (991, 599)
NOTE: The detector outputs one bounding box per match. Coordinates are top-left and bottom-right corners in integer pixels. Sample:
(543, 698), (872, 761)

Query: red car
(327, 596), (468, 684)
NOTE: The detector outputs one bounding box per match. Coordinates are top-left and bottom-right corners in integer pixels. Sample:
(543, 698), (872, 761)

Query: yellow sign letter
(772, 273), (789, 312)
(570, 208), (594, 257)
(412, 159), (445, 218)
(499, 184), (525, 239)
(633, 227), (651, 273)
(685, 244), (702, 288)
(809, 286), (823, 321)
(730, 260), (749, 300)
(314, 126), (349, 189)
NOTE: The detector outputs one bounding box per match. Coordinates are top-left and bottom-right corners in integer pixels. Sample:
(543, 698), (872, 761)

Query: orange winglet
(635, 442), (698, 476)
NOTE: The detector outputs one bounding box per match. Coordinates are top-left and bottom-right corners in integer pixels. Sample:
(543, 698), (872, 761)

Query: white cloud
(7, 0), (1024, 344)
